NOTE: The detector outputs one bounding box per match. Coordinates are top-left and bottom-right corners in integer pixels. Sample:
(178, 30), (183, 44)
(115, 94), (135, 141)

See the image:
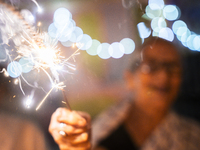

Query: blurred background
(1, 0), (200, 149)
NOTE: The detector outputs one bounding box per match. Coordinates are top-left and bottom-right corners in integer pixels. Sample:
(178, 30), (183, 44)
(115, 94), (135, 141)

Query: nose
(154, 68), (170, 85)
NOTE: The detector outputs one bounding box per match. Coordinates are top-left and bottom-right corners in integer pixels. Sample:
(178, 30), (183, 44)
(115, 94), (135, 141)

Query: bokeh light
(145, 5), (162, 19)
(69, 27), (83, 43)
(86, 39), (101, 56)
(187, 34), (198, 51)
(158, 27), (174, 41)
(61, 40), (74, 47)
(137, 22), (151, 39)
(120, 38), (135, 54)
(97, 43), (111, 59)
(152, 30), (159, 37)
(48, 2), (199, 60)
(76, 34), (92, 50)
(48, 23), (57, 38)
(148, 0), (165, 10)
(48, 7), (78, 44)
(53, 8), (72, 29)
(163, 5), (180, 21)
(108, 42), (124, 59)
(56, 24), (75, 42)
(56, 31), (71, 42)
(19, 57), (34, 73)
(151, 17), (167, 33)
(193, 35), (200, 51)
(176, 27), (190, 42)
(7, 61), (22, 78)
(179, 29), (191, 47)
(172, 20), (187, 35)
(143, 2), (200, 52)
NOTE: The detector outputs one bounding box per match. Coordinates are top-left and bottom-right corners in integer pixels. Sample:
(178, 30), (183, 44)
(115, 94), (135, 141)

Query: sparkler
(0, 1), (80, 110)
(31, 0), (43, 13)
(36, 82), (65, 111)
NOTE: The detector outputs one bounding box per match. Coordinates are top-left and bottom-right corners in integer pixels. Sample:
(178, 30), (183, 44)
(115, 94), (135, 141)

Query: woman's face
(128, 42), (182, 111)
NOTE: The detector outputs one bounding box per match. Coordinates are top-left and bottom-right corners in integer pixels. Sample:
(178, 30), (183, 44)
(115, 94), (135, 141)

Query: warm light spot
(37, 22), (42, 26)
(14, 79), (19, 85)
(25, 97), (32, 108)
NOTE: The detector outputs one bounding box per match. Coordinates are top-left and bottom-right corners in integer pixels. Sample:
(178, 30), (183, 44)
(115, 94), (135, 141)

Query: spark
(31, 0), (43, 13)
(62, 101), (67, 104)
(36, 87), (55, 111)
(14, 79), (18, 84)
(64, 48), (80, 62)
(17, 30), (79, 80)
(0, 2), (80, 110)
(0, 68), (9, 77)
(62, 89), (71, 110)
(37, 21), (41, 27)
(25, 97), (32, 108)
(36, 82), (65, 111)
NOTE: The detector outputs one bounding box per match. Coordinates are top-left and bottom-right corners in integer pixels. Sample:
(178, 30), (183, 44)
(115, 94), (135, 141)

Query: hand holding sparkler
(49, 108), (91, 150)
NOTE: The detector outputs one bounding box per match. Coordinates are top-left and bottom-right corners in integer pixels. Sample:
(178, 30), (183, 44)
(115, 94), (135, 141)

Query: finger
(51, 130), (64, 144)
(59, 141), (91, 150)
(58, 109), (87, 127)
(49, 112), (89, 137)
(59, 123), (87, 135)
(77, 111), (91, 128)
(49, 107), (64, 130)
(52, 130), (91, 150)
(49, 108), (65, 133)
(61, 132), (89, 144)
(70, 132), (89, 144)
(51, 126), (90, 144)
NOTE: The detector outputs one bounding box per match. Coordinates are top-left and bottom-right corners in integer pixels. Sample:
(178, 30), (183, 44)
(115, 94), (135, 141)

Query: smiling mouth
(150, 86), (170, 94)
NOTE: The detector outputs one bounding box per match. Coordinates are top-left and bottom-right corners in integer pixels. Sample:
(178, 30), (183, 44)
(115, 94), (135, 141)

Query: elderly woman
(49, 38), (200, 150)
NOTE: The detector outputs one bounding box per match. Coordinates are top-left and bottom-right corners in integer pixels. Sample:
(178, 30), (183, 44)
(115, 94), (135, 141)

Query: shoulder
(157, 111), (200, 140)
(171, 112), (200, 138)
(141, 111), (200, 150)
(167, 111), (200, 133)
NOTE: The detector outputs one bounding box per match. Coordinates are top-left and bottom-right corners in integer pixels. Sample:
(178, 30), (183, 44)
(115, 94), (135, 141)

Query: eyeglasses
(140, 61), (182, 76)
